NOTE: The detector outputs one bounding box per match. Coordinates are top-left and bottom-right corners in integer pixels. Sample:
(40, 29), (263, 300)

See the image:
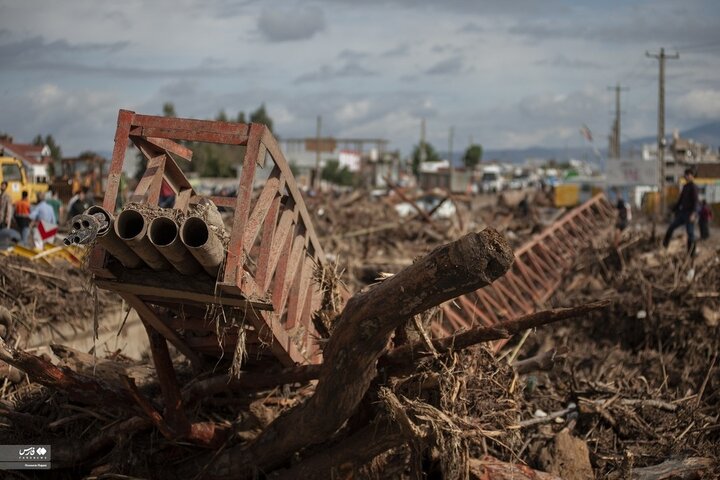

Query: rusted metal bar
(439, 194), (614, 338)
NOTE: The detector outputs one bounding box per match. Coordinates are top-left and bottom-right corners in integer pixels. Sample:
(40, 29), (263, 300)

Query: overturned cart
(69, 110), (329, 443)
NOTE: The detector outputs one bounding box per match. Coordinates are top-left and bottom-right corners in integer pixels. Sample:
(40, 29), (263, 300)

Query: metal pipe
(180, 216), (225, 278)
(115, 209), (170, 271)
(148, 216), (203, 275)
(64, 207), (143, 269)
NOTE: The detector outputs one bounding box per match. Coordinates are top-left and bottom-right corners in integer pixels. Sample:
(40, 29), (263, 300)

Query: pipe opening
(87, 206), (112, 234)
(116, 210), (145, 240)
(149, 217), (178, 247)
(73, 221), (82, 230)
(81, 220), (90, 228)
(181, 217), (210, 248)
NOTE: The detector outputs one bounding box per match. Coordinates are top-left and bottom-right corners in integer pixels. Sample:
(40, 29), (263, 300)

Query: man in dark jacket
(663, 168), (699, 253)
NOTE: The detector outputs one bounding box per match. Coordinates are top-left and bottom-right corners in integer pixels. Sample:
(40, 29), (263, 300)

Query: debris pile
(514, 232), (720, 478)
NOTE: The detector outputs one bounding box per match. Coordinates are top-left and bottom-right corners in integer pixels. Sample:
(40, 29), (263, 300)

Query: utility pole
(607, 83), (628, 158)
(448, 126), (454, 191)
(314, 115), (321, 190)
(646, 48), (679, 214)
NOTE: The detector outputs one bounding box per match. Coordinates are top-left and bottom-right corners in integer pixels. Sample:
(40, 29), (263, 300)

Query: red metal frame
(437, 193), (615, 348)
(92, 110), (328, 368)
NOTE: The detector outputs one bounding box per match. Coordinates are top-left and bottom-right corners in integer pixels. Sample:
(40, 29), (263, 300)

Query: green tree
(411, 142), (440, 176)
(250, 103), (273, 132)
(463, 144), (483, 169)
(215, 109), (228, 122)
(162, 102), (177, 118)
(321, 159), (354, 186)
(236, 111), (247, 124)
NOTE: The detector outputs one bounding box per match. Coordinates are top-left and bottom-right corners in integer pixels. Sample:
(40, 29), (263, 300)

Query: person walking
(663, 168), (699, 253)
(0, 181), (12, 229)
(13, 191), (32, 246)
(699, 200), (712, 240)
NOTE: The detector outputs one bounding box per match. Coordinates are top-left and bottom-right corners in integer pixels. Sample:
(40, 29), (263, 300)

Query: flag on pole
(580, 124), (593, 142)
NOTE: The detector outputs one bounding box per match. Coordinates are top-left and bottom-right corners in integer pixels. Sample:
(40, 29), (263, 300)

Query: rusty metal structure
(81, 109), (614, 444)
(437, 193), (615, 344)
(91, 110), (327, 377)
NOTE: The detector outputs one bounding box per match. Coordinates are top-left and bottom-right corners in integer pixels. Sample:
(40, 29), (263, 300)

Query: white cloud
(674, 89), (720, 120)
(335, 100), (371, 122)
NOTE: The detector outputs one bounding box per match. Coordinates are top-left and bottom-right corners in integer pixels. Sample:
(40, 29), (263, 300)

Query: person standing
(663, 168), (699, 253)
(29, 192), (57, 249)
(13, 191), (31, 246)
(0, 181), (12, 229)
(614, 194), (631, 248)
(45, 188), (62, 222)
(67, 186), (92, 220)
(699, 200), (712, 240)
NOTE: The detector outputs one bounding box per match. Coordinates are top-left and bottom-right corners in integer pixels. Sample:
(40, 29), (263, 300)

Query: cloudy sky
(0, 0), (718, 156)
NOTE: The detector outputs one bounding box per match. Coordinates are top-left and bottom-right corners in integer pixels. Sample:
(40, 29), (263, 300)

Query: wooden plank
(144, 136), (194, 162)
(103, 110), (134, 211)
(121, 293), (203, 368)
(262, 200), (299, 292)
(273, 227), (306, 315)
(224, 124), (264, 288)
(254, 185), (283, 291)
(248, 310), (304, 366)
(243, 166), (283, 251)
(174, 188), (192, 212)
(96, 278), (270, 310)
(286, 255), (312, 330)
(130, 153), (166, 202)
(138, 127), (248, 146)
(262, 130), (326, 261)
(132, 113), (250, 136)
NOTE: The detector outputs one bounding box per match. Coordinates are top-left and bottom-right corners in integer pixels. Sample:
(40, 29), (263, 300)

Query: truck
(479, 165), (505, 193)
(0, 156), (48, 202)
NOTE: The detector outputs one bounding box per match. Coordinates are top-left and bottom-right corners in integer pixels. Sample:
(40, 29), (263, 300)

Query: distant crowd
(0, 182), (95, 249)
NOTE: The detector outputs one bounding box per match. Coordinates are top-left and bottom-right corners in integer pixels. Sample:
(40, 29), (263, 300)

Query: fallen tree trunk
(629, 457), (714, 480)
(194, 228), (514, 478)
(0, 336), (136, 408)
(469, 457), (563, 480)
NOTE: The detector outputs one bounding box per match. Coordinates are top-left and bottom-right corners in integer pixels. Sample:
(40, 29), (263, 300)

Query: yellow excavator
(0, 156), (48, 202)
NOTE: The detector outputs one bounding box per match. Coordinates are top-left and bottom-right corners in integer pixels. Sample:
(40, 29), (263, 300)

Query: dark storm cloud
(381, 43), (410, 57)
(337, 49), (369, 61)
(257, 6), (325, 42)
(535, 54), (603, 70)
(508, 4), (720, 49)
(425, 56), (467, 75)
(458, 22), (483, 33)
(295, 62), (376, 83)
(0, 36), (128, 63)
(0, 36), (246, 78)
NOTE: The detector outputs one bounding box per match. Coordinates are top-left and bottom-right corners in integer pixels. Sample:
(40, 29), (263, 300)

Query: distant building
(643, 130), (720, 184)
(278, 136), (391, 187)
(0, 136), (53, 184)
